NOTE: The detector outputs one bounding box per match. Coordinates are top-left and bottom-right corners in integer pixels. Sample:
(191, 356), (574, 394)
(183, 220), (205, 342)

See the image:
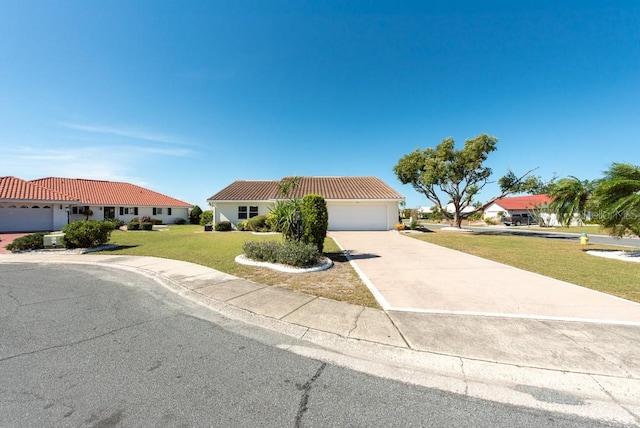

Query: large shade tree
(393, 134), (537, 228)
(548, 176), (594, 226)
(591, 163), (640, 237)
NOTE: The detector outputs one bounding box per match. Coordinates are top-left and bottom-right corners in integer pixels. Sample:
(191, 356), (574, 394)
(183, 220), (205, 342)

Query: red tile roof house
(207, 176), (404, 231)
(483, 194), (558, 226)
(0, 176), (191, 233)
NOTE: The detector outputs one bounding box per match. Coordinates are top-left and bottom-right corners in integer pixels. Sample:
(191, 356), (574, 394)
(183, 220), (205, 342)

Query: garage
(0, 205), (54, 232)
(328, 204), (389, 231)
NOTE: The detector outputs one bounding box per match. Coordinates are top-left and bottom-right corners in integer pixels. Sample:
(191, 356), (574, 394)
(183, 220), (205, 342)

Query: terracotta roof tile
(494, 194), (553, 210)
(0, 176), (77, 202)
(208, 176), (403, 201)
(30, 178), (191, 207)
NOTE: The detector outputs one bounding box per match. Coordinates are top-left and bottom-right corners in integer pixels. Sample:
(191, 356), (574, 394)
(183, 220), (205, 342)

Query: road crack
(347, 307), (366, 337)
(459, 357), (468, 396)
(294, 362), (326, 428)
(0, 315), (176, 363)
(591, 376), (640, 425)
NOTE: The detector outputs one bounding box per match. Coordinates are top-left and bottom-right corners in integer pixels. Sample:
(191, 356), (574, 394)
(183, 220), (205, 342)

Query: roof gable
(0, 176), (77, 202)
(493, 194), (553, 210)
(30, 178), (191, 207)
(208, 176), (404, 201)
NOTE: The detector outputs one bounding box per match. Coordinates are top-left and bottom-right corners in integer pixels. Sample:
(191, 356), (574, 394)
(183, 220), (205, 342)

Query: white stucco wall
(211, 202), (273, 226)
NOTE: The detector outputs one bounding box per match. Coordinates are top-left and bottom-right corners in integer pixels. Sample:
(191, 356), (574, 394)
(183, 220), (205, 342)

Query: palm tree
(591, 163), (640, 237)
(548, 176), (594, 226)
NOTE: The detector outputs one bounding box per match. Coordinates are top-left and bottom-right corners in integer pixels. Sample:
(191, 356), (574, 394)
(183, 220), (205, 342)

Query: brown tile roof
(208, 177), (404, 201)
(494, 194), (553, 210)
(30, 177), (191, 207)
(0, 176), (77, 202)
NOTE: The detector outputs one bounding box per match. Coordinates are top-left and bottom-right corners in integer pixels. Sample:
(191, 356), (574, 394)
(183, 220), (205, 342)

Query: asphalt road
(0, 263), (630, 427)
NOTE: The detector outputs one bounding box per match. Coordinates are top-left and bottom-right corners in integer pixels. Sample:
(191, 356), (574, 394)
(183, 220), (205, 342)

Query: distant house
(0, 176), (191, 232)
(419, 203), (477, 216)
(207, 176), (404, 231)
(484, 194), (557, 225)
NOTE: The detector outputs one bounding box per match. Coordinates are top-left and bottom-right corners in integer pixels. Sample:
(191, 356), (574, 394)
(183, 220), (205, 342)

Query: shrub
(243, 240), (280, 263)
(301, 194), (328, 253)
(214, 221), (233, 231)
(277, 241), (322, 267)
(141, 215), (152, 223)
(151, 218), (163, 225)
(62, 220), (113, 248)
(267, 199), (301, 240)
(141, 222), (154, 231)
(200, 210), (213, 226)
(127, 220), (140, 230)
(236, 220), (248, 231)
(395, 223), (406, 231)
(6, 233), (46, 252)
(246, 214), (269, 231)
(190, 205), (203, 225)
(243, 240), (321, 267)
(174, 218), (187, 225)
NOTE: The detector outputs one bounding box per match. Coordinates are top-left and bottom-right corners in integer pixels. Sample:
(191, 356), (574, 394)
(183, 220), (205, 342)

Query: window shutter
(168, 208), (172, 216)
(119, 207), (124, 216)
(153, 207), (157, 216)
(134, 207), (138, 215)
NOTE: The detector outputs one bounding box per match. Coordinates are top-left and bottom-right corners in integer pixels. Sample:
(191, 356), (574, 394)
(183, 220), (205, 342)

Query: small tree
(394, 134), (539, 228)
(301, 194), (328, 253)
(200, 210), (213, 226)
(190, 205), (203, 224)
(62, 220), (112, 248)
(591, 162), (640, 237)
(548, 176), (594, 227)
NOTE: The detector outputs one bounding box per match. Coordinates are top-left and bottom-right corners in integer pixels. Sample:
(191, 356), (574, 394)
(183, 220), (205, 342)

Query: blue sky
(1, 1), (638, 209)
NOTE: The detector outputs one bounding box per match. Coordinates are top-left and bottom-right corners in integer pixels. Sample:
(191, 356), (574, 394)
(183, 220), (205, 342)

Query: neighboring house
(207, 176), (404, 231)
(0, 176), (191, 232)
(483, 194), (557, 225)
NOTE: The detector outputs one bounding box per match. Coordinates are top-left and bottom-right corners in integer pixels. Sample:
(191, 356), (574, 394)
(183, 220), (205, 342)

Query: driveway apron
(329, 231), (640, 324)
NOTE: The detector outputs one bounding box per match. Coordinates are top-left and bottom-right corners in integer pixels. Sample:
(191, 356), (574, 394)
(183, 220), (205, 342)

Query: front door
(104, 207), (116, 220)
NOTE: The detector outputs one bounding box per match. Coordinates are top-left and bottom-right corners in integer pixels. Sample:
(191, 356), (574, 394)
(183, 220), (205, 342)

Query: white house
(207, 176), (404, 231)
(0, 176), (191, 232)
(483, 194), (559, 226)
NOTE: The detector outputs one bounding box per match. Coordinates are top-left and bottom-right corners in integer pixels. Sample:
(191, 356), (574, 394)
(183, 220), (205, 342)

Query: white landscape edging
(234, 254), (333, 273)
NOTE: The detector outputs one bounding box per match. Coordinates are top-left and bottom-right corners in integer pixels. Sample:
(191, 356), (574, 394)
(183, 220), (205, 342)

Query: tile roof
(30, 178), (192, 207)
(0, 176), (78, 202)
(208, 176), (404, 201)
(493, 194), (553, 210)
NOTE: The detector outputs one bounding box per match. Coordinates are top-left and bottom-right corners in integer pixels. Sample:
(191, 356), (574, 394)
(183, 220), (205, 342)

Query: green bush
(243, 240), (321, 267)
(200, 210), (213, 226)
(246, 214), (269, 231)
(62, 220), (113, 248)
(174, 218), (187, 225)
(190, 205), (203, 224)
(127, 220), (140, 230)
(6, 233), (46, 252)
(151, 218), (163, 225)
(267, 199), (300, 240)
(141, 222), (154, 231)
(236, 220), (248, 231)
(214, 221), (232, 231)
(301, 194), (328, 253)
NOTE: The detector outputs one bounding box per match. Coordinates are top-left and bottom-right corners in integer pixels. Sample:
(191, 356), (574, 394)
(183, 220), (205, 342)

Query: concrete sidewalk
(1, 251), (639, 425)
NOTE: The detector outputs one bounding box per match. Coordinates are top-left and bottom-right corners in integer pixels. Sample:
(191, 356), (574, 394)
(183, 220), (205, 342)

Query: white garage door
(0, 205), (53, 232)
(328, 204), (388, 231)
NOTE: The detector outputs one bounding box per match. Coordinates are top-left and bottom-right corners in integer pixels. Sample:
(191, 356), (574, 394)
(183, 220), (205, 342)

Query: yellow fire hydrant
(580, 232), (589, 245)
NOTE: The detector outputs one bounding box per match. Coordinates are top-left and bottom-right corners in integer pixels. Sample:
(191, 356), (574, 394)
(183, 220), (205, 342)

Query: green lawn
(97, 225), (379, 308)
(404, 229), (640, 303)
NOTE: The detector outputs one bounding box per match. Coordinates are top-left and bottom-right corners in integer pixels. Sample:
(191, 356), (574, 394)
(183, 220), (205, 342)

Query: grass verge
(97, 225), (379, 308)
(404, 229), (640, 303)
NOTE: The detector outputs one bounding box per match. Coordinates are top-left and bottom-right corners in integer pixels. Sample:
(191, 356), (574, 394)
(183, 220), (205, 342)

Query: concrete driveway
(329, 231), (640, 324)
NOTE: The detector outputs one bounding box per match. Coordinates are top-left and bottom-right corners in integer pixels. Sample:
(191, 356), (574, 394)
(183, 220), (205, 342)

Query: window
(249, 206), (259, 218)
(153, 207), (163, 215)
(168, 208), (172, 216)
(72, 206), (89, 215)
(238, 206), (248, 219)
(239, 206), (259, 219)
(119, 207), (139, 215)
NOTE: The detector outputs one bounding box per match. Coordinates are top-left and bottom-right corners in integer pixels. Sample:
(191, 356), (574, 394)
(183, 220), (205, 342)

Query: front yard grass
(404, 229), (640, 303)
(97, 225), (379, 308)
